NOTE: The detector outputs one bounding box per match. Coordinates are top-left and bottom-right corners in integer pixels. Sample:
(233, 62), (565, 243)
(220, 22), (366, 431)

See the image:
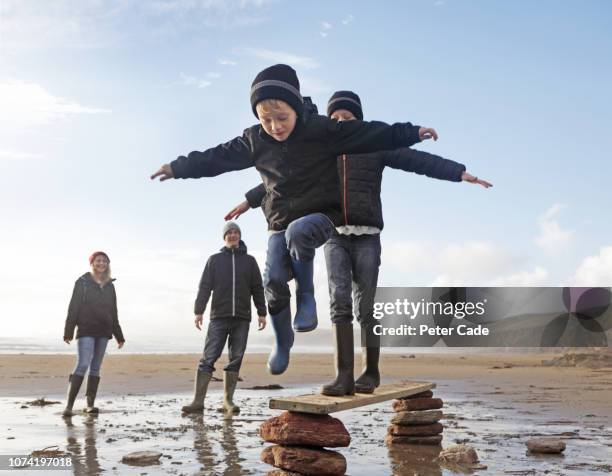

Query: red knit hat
(89, 251), (110, 265)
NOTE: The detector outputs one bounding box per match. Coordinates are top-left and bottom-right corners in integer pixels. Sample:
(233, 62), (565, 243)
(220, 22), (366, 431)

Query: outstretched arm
(327, 116), (438, 156)
(151, 133), (255, 181)
(224, 182), (266, 220)
(384, 148), (492, 188)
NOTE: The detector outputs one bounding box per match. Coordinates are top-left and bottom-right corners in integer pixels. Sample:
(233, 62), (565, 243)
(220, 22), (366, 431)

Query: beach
(1, 351), (611, 475)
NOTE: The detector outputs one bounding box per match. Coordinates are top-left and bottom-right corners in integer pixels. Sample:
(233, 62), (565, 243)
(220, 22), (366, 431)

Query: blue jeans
(73, 337), (109, 377)
(324, 232), (381, 343)
(198, 317), (250, 374)
(264, 213), (334, 314)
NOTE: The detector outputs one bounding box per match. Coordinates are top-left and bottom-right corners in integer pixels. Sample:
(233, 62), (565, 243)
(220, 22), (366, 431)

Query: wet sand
(1, 352), (611, 475)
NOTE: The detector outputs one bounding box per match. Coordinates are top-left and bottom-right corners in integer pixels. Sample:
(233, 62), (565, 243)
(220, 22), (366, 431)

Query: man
(181, 222), (267, 415)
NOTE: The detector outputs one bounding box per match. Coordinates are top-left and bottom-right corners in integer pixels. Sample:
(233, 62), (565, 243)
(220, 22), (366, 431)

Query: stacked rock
(260, 411), (350, 476)
(385, 390), (444, 446)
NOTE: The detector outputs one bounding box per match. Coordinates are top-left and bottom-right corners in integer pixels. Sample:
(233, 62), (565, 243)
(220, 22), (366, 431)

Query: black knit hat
(327, 90), (363, 120)
(250, 64), (304, 118)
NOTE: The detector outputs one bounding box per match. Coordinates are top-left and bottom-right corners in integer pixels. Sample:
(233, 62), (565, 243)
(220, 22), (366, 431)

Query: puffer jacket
(245, 148), (466, 229)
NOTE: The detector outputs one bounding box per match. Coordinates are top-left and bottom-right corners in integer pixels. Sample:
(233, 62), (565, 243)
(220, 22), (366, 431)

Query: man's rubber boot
(62, 374), (84, 417)
(355, 346), (381, 394)
(181, 370), (212, 414)
(219, 371), (240, 416)
(267, 306), (294, 375)
(320, 323), (355, 396)
(84, 375), (101, 413)
(291, 259), (318, 332)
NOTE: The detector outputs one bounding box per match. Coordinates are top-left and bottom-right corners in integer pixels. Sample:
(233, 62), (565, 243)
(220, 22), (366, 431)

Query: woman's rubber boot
(355, 346), (381, 394)
(62, 374), (84, 417)
(220, 371), (240, 416)
(320, 323), (355, 396)
(181, 370), (212, 414)
(84, 375), (101, 413)
(291, 259), (318, 332)
(267, 305), (294, 375)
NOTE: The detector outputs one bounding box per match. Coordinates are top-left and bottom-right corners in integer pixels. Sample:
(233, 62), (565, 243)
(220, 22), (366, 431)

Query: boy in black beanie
(151, 64), (437, 375)
(228, 90), (491, 394)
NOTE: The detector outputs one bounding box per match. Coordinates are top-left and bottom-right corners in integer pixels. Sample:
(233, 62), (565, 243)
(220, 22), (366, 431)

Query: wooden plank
(269, 381), (436, 415)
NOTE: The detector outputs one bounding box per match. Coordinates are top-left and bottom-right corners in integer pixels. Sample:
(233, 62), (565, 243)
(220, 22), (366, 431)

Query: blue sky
(1, 0), (611, 341)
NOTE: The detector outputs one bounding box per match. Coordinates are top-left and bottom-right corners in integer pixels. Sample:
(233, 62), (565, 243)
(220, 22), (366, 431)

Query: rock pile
(260, 411), (349, 475)
(385, 390), (444, 446)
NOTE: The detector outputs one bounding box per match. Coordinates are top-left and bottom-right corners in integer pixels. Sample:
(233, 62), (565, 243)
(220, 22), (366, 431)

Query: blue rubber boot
(267, 306), (294, 375)
(291, 259), (318, 332)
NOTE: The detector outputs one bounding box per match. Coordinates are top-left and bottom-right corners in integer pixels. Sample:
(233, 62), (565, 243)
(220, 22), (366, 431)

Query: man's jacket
(195, 240), (266, 320)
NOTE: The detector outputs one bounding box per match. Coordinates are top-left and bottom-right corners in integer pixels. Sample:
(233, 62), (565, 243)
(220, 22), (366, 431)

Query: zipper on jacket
(342, 154), (349, 225)
(232, 249), (236, 317)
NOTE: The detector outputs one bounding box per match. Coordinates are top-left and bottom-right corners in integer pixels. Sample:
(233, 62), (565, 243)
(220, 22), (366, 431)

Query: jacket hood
(220, 240), (247, 254)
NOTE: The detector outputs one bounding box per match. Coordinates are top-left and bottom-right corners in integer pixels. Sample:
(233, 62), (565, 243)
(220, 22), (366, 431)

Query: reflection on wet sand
(64, 414), (102, 476)
(388, 443), (443, 476)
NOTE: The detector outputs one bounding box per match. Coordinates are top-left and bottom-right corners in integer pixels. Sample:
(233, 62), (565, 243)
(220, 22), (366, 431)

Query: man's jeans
(324, 232), (381, 346)
(264, 213), (334, 314)
(74, 336), (109, 377)
(198, 317), (250, 374)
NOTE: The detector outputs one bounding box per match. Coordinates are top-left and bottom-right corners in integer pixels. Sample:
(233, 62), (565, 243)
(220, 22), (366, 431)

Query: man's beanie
(89, 251), (110, 265)
(223, 221), (241, 238)
(327, 90), (363, 120)
(250, 64), (304, 118)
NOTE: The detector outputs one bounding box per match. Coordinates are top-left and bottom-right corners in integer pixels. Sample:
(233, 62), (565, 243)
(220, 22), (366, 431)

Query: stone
(391, 410), (443, 425)
(260, 411), (350, 447)
(261, 445), (346, 476)
(393, 397), (443, 412)
(398, 390), (433, 399)
(121, 451), (163, 466)
(266, 470), (303, 476)
(526, 438), (566, 454)
(388, 423), (443, 436)
(437, 444), (479, 466)
(385, 434), (443, 446)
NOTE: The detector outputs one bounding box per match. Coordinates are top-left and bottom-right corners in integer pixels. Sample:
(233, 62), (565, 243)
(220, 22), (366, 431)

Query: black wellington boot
(320, 323), (355, 396)
(355, 346), (380, 394)
(62, 374), (84, 417)
(84, 375), (101, 413)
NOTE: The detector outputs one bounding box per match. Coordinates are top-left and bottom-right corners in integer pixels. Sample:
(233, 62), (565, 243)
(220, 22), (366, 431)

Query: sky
(1, 0), (611, 343)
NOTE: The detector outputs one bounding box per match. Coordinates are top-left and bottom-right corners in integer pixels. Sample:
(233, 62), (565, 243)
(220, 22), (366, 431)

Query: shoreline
(1, 352), (610, 422)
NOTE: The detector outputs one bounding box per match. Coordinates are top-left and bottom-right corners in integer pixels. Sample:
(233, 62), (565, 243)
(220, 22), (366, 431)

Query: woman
(62, 251), (125, 417)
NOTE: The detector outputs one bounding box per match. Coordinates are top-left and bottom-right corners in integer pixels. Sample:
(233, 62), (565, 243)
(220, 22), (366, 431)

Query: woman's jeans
(73, 337), (109, 377)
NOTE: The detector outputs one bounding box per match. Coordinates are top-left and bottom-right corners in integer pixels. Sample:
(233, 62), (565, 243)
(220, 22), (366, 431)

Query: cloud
(569, 246), (612, 286)
(241, 47), (320, 69)
(491, 266), (551, 286)
(0, 149), (43, 161)
(219, 59), (238, 66)
(341, 14), (354, 25)
(0, 80), (111, 128)
(319, 21), (332, 38)
(534, 204), (573, 253)
(383, 240), (525, 286)
(178, 72), (212, 88)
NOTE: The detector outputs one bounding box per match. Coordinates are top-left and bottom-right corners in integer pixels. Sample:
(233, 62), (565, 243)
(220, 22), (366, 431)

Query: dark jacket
(170, 105), (421, 231)
(195, 240), (266, 320)
(63, 273), (125, 342)
(245, 148), (466, 230)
